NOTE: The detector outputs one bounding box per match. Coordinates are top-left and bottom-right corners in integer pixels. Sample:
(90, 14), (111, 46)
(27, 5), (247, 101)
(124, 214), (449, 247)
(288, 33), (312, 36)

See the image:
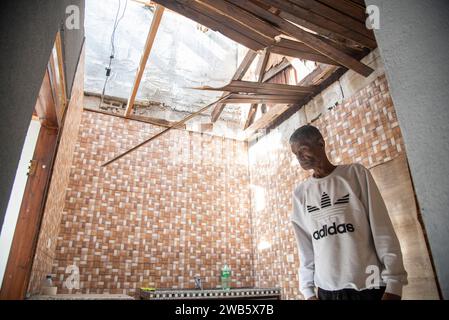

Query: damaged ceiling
(85, 0), (376, 143)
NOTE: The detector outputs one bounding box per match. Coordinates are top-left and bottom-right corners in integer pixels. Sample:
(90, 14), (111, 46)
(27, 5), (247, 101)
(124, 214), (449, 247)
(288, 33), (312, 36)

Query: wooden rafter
(317, 0), (368, 23)
(199, 0), (281, 39)
(225, 94), (303, 104)
(244, 48), (270, 129)
(309, 33), (366, 56)
(227, 0), (374, 77)
(210, 49), (257, 122)
(244, 103), (291, 137)
(270, 41), (340, 66)
(152, 0), (266, 50)
(196, 80), (315, 95)
(262, 0), (376, 49)
(288, 0), (374, 39)
(298, 63), (339, 86)
(262, 57), (291, 82)
(125, 4), (165, 116)
(103, 94), (231, 167)
(179, 0), (274, 46)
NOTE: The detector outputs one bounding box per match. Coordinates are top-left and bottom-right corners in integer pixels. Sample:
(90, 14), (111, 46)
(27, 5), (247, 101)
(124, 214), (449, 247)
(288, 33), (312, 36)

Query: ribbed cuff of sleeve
(385, 281), (403, 297)
(301, 287), (316, 300)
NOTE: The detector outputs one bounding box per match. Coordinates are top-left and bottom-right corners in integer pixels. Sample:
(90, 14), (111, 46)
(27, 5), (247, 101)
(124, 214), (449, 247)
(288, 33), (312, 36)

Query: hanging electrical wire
(99, 0), (128, 108)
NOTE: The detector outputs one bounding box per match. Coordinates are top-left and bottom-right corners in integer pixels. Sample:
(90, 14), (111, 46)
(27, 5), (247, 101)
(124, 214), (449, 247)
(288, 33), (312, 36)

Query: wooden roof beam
(196, 80), (315, 95)
(288, 0), (375, 40)
(210, 49), (257, 122)
(180, 0), (274, 47)
(199, 0), (281, 39)
(270, 45), (340, 66)
(316, 0), (368, 23)
(244, 48), (270, 129)
(125, 4), (164, 117)
(244, 103), (291, 137)
(225, 94), (304, 104)
(262, 0), (376, 49)
(152, 0), (265, 50)
(262, 57), (291, 82)
(227, 0), (374, 77)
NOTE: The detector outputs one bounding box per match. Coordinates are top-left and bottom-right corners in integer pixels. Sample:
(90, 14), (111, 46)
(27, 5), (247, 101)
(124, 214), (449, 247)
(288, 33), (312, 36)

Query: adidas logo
(307, 193), (350, 213)
(313, 222), (355, 240)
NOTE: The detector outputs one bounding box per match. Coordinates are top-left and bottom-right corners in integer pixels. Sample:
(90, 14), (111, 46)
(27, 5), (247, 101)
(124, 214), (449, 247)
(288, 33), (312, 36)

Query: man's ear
(317, 137), (325, 148)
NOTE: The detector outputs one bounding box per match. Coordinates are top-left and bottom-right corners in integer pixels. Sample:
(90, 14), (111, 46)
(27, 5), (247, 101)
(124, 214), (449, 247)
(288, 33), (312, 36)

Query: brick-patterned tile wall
(50, 111), (253, 297)
(28, 50), (85, 295)
(248, 75), (406, 299)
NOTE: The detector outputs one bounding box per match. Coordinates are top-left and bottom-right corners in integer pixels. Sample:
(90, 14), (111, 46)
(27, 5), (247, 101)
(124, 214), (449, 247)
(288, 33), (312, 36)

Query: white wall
(366, 0), (449, 299)
(0, 119), (40, 288)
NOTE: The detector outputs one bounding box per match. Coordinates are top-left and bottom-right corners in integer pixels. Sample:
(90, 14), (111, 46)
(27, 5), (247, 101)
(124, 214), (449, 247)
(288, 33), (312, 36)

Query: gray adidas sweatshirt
(291, 163), (408, 299)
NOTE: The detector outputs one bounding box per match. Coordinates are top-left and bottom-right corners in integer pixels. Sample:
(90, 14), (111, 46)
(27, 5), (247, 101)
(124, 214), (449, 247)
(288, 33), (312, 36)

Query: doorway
(0, 31), (67, 300)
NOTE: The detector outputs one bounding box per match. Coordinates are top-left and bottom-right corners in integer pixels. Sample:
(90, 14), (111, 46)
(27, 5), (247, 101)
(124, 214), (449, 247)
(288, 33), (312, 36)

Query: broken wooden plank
(210, 49), (257, 122)
(204, 80), (316, 94)
(235, 79), (316, 93)
(125, 5), (165, 116)
(244, 104), (259, 129)
(244, 103), (291, 137)
(270, 45), (340, 65)
(152, 0), (265, 50)
(262, 58), (291, 82)
(297, 63), (339, 86)
(244, 48), (270, 129)
(227, 0), (374, 77)
(224, 94), (304, 104)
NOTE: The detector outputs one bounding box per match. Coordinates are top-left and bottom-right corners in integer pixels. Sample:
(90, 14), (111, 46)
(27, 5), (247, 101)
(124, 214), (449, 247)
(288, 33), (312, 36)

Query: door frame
(0, 31), (67, 300)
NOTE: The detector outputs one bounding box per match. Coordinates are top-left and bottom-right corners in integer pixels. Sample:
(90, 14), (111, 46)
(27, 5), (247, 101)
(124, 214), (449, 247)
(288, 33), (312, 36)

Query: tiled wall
(29, 68), (434, 299)
(49, 111), (253, 297)
(248, 74), (407, 299)
(28, 49), (85, 295)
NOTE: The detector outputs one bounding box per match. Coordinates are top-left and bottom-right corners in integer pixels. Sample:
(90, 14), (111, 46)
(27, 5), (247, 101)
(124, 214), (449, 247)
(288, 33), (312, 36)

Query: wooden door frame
(0, 32), (67, 300)
(0, 127), (59, 299)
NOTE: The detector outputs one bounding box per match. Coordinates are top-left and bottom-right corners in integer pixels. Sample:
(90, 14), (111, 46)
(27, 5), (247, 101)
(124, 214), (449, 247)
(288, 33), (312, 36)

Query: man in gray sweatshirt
(290, 125), (408, 300)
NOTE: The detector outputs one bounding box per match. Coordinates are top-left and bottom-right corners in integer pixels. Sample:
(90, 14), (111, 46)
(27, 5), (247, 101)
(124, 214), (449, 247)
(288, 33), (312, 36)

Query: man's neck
(312, 160), (337, 178)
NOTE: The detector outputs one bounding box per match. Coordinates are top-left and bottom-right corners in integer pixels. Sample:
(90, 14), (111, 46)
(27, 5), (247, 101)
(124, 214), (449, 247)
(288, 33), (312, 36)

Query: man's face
(290, 138), (324, 171)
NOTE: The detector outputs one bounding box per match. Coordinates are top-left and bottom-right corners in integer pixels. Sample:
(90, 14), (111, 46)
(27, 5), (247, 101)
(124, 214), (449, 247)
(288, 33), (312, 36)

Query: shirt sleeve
(292, 191), (316, 300)
(358, 164), (408, 296)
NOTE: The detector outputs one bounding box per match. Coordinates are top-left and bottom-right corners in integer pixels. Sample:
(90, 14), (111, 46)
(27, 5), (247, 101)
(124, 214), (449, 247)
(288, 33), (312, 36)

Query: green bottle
(221, 264), (231, 290)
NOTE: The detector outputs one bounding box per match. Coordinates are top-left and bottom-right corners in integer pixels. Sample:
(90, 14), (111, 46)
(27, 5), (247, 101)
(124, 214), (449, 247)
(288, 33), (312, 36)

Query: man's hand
(382, 292), (401, 300)
(307, 296), (319, 300)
